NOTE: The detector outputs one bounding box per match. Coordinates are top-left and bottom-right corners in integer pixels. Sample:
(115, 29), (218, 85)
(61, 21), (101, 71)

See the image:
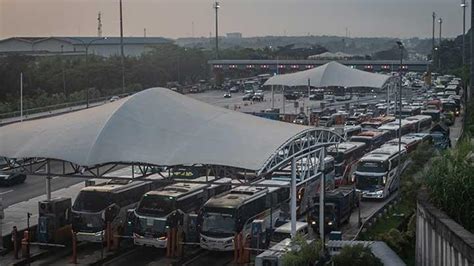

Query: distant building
(308, 51), (358, 60)
(226, 32), (242, 39)
(0, 37), (171, 57)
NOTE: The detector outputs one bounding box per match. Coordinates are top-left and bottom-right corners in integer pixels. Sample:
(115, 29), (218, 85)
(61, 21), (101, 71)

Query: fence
(416, 190), (474, 266)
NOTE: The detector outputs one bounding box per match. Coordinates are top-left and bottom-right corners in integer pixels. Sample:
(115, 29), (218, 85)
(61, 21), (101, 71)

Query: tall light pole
(396, 41), (403, 184)
(438, 18), (443, 45)
(213, 1), (220, 60)
(432, 12), (436, 58)
(438, 18), (443, 69)
(119, 0), (125, 94)
(71, 37), (108, 108)
(461, 0), (467, 65)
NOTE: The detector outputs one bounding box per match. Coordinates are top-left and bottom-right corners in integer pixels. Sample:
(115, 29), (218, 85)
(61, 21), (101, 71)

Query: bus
(72, 179), (162, 242)
(199, 180), (290, 251)
(349, 130), (390, 152)
(360, 116), (395, 131)
(405, 115), (432, 132)
(378, 119), (418, 139)
(271, 156), (335, 216)
(382, 136), (423, 153)
(327, 142), (367, 187)
(132, 176), (231, 248)
(353, 146), (407, 199)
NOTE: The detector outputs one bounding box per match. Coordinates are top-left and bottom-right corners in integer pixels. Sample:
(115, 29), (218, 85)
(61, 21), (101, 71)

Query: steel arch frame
(257, 128), (345, 176)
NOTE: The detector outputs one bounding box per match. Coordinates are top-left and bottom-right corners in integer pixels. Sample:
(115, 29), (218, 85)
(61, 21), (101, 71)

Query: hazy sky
(0, 0), (468, 39)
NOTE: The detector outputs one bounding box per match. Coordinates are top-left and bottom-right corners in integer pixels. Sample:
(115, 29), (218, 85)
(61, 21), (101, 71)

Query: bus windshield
(356, 174), (383, 191)
(356, 161), (387, 173)
(201, 208), (236, 235)
(136, 195), (176, 216)
(73, 191), (113, 212)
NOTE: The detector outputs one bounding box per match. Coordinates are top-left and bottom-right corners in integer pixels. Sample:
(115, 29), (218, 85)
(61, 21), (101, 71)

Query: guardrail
(0, 92), (135, 124)
(351, 159), (411, 240)
(352, 192), (401, 240)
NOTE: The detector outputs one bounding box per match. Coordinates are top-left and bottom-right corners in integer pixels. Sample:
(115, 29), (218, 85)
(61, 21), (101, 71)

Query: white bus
(353, 146), (407, 199)
(72, 179), (161, 242)
(132, 176), (231, 248)
(199, 180), (290, 251)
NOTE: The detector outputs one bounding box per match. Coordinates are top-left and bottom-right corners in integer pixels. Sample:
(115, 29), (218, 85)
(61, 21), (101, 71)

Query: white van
(270, 221), (309, 247)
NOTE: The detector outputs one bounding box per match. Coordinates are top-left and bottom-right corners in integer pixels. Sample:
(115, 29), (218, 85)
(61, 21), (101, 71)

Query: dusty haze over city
(0, 0), (467, 39)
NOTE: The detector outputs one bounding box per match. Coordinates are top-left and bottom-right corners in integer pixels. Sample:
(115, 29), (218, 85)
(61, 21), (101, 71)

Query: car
(223, 93), (232, 98)
(242, 93), (254, 101)
(284, 93), (300, 100)
(109, 96), (120, 102)
(0, 172), (27, 186)
(229, 86), (239, 93)
(252, 91), (264, 101)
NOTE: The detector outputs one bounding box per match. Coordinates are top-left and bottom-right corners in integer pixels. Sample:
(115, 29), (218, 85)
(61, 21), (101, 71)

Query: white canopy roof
(0, 88), (310, 171)
(264, 61), (391, 89)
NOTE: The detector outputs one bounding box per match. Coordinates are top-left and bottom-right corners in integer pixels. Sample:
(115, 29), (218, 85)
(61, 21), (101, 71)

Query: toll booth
(37, 198), (71, 244)
(186, 214), (199, 243)
(251, 219), (266, 250)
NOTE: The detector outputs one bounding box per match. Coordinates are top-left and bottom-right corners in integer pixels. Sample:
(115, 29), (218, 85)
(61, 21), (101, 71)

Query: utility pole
(144, 28), (147, 38)
(461, 0), (467, 65)
(213, 1), (220, 59)
(98, 12), (103, 37)
(119, 0), (125, 94)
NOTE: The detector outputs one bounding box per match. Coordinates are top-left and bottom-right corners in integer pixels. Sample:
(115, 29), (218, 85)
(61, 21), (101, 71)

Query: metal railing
(0, 92), (135, 123)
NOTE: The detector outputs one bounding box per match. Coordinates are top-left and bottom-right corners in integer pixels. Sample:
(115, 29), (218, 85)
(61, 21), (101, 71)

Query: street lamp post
(214, 2), (220, 60)
(119, 0), (125, 94)
(72, 37), (107, 108)
(461, 0), (467, 65)
(438, 17), (443, 70)
(396, 41), (403, 189)
(432, 12), (436, 57)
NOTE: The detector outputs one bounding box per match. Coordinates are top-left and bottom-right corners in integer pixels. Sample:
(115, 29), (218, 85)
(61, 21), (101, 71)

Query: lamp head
(396, 41), (403, 48)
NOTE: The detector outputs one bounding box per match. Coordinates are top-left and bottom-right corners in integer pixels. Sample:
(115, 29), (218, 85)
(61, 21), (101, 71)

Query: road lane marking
(0, 189), (14, 195)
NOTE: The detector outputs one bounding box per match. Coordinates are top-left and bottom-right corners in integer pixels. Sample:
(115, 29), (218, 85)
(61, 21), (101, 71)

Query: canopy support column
(290, 157), (297, 238)
(319, 148), (326, 249)
(45, 161), (51, 201)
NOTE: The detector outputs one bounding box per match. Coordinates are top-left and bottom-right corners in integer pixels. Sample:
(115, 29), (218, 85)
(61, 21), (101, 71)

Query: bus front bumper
(133, 234), (167, 248)
(361, 190), (384, 199)
(200, 235), (234, 251)
(76, 230), (105, 243)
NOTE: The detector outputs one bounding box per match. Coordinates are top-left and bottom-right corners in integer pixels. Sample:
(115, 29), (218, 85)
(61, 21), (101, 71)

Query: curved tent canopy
(264, 61), (391, 89)
(0, 88), (312, 171)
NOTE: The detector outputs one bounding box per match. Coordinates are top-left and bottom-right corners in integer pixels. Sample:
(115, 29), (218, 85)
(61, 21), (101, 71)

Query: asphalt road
(0, 161), (84, 207)
(189, 90), (384, 114)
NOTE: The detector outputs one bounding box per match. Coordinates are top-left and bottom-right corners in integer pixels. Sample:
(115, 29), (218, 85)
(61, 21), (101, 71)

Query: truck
(309, 187), (358, 233)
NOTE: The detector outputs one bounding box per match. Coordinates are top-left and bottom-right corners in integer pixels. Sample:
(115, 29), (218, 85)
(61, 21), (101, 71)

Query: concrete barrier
(416, 190), (474, 266)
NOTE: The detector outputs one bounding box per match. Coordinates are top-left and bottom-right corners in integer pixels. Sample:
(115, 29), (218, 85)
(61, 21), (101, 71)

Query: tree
(281, 235), (322, 266)
(332, 244), (383, 266)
